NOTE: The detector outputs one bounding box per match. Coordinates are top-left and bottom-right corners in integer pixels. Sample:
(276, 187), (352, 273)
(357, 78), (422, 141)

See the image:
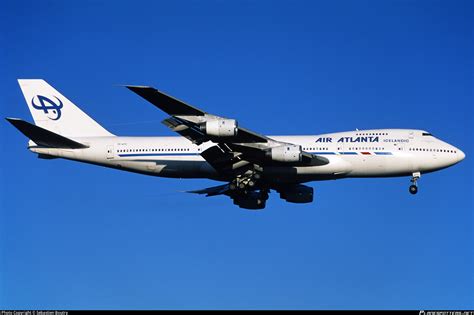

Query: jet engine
(232, 191), (268, 210)
(279, 185), (313, 203)
(201, 118), (238, 137)
(266, 144), (302, 163)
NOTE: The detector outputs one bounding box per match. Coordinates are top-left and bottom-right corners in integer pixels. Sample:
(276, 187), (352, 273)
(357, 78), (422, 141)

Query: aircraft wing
(126, 86), (268, 144)
(126, 85), (329, 173)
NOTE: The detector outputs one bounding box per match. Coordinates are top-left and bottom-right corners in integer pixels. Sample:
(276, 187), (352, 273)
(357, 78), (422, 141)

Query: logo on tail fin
(31, 95), (63, 120)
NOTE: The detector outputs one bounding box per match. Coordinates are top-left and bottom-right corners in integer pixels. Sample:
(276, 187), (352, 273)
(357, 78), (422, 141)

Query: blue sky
(1, 0), (472, 309)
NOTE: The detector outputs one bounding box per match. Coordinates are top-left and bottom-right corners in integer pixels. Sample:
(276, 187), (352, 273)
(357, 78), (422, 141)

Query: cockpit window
(422, 132), (433, 136)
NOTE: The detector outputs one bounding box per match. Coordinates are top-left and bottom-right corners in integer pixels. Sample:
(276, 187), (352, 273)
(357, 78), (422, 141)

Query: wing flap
(162, 117), (208, 144)
(201, 145), (251, 174)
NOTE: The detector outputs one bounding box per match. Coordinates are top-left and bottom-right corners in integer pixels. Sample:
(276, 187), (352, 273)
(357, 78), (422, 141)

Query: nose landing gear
(409, 172), (421, 195)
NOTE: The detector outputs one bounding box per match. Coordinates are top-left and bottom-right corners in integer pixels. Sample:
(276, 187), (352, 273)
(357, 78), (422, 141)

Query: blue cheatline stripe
(118, 151), (393, 158)
(340, 152), (358, 155)
(118, 153), (200, 157)
(310, 152), (337, 155)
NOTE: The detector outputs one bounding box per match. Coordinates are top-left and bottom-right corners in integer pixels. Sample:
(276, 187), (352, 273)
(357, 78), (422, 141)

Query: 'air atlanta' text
(316, 136), (379, 143)
(316, 136), (409, 143)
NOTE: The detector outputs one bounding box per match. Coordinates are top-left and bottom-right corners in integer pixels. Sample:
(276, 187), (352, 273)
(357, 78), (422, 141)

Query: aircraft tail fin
(6, 118), (89, 149)
(17, 79), (113, 137)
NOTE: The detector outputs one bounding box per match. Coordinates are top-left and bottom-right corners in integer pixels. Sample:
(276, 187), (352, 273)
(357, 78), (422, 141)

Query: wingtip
(17, 79), (45, 84)
(5, 117), (21, 123)
(184, 189), (201, 194)
(124, 85), (154, 90)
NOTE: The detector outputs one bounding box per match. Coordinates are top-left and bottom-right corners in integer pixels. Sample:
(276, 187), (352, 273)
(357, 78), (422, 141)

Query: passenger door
(106, 145), (114, 159)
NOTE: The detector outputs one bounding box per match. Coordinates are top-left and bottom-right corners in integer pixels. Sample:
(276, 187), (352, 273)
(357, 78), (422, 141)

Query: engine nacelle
(233, 191), (267, 210)
(202, 118), (238, 137)
(279, 185), (313, 203)
(266, 144), (302, 163)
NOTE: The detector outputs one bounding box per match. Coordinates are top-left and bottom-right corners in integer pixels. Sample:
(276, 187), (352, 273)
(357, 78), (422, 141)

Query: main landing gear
(229, 171), (261, 191)
(409, 172), (421, 195)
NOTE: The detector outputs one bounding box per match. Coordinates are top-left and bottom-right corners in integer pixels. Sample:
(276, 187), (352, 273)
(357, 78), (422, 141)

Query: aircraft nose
(457, 149), (465, 162)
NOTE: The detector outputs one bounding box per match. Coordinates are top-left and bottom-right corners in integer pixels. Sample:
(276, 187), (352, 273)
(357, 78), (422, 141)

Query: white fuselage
(29, 129), (465, 184)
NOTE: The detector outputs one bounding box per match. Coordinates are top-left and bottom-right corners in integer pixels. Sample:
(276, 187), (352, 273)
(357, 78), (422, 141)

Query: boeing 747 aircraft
(7, 80), (465, 209)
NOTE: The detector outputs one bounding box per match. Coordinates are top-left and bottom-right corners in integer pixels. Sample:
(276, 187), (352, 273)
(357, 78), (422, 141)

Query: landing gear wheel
(409, 172), (420, 195)
(409, 185), (418, 195)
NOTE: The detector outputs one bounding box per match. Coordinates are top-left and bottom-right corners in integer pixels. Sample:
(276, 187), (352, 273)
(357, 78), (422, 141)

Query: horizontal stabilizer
(6, 118), (88, 149)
